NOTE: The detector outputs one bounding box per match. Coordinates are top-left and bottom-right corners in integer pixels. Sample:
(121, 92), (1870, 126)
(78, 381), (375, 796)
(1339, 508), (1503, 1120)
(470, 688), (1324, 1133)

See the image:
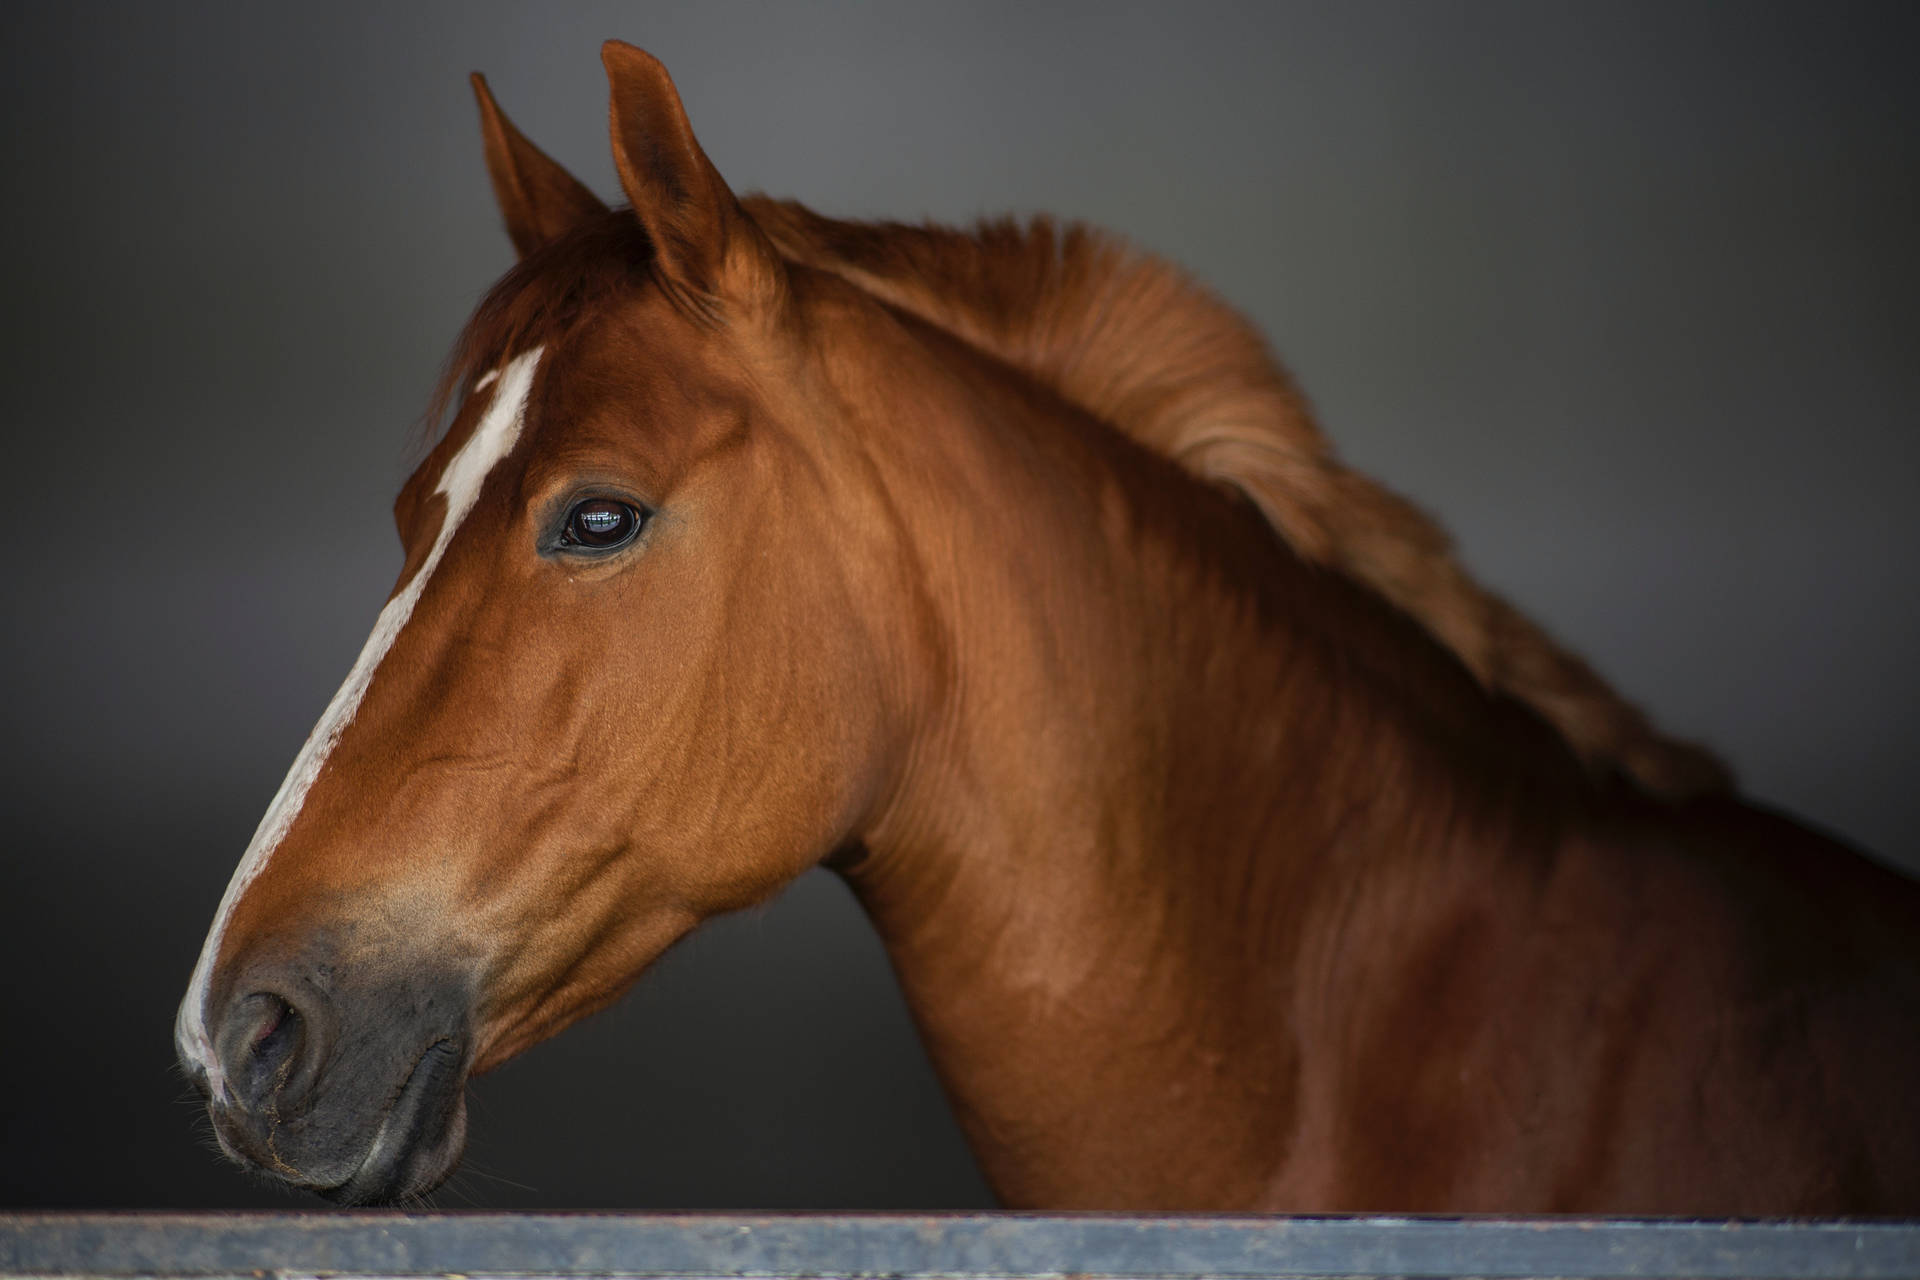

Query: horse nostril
(227, 992), (307, 1104)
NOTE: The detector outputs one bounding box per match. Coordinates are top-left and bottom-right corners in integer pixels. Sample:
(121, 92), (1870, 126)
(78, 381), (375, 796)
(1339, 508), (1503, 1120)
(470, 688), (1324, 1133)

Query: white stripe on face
(175, 347), (543, 1098)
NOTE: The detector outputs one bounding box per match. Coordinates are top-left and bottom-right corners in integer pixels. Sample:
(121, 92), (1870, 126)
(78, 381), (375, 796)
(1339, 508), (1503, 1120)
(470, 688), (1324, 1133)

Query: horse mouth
(319, 1037), (469, 1205)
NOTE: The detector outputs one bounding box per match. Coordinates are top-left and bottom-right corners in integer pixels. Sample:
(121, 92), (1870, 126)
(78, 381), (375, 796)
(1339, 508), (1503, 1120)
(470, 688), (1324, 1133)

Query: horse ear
(471, 72), (607, 259)
(601, 41), (776, 310)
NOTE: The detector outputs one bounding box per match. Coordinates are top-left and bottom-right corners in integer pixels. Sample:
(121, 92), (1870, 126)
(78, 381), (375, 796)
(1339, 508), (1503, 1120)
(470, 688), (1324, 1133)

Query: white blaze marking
(176, 347), (543, 1096)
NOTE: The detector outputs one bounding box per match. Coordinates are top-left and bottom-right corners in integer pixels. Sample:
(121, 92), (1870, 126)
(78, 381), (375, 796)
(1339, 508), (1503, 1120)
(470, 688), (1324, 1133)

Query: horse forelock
(743, 198), (1730, 800)
(421, 210), (656, 459)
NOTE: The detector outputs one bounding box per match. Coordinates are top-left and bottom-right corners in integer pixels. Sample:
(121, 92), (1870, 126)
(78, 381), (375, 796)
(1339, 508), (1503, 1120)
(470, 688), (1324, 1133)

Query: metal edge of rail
(2, 1212), (1919, 1280)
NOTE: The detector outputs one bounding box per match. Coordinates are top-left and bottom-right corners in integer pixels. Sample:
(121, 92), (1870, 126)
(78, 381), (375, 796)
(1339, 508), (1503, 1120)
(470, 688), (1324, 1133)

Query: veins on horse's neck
(841, 327), (1591, 1207)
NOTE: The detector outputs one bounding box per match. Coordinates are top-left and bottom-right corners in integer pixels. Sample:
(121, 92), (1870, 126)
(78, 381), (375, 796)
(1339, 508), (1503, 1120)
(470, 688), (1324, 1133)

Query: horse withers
(176, 43), (1920, 1211)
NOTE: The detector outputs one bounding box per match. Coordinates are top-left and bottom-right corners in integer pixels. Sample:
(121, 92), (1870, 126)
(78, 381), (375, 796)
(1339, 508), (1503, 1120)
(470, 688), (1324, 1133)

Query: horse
(175, 42), (1920, 1212)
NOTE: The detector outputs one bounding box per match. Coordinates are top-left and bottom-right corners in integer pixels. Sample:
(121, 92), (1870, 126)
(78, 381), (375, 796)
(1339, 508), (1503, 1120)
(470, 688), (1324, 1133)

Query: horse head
(175, 43), (930, 1203)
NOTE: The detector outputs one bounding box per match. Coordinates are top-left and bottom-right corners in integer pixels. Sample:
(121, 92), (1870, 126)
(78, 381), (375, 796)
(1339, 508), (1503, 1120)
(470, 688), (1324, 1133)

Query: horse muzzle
(179, 944), (474, 1205)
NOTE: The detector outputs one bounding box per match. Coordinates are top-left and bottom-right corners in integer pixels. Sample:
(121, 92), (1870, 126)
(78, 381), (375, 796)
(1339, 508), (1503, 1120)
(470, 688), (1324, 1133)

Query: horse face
(175, 45), (900, 1202)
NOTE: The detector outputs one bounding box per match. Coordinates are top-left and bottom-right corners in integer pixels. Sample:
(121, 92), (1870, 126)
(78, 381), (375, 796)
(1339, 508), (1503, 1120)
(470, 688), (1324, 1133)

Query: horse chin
(316, 1039), (470, 1206)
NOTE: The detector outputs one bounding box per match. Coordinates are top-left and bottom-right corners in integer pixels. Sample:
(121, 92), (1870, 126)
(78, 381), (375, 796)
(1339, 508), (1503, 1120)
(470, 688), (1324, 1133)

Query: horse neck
(837, 312), (1595, 1207)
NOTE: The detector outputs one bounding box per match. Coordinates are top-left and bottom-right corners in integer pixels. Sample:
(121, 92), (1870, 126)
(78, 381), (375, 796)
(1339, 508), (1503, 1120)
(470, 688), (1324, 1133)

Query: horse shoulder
(1279, 797), (1920, 1212)
(1494, 799), (1920, 1211)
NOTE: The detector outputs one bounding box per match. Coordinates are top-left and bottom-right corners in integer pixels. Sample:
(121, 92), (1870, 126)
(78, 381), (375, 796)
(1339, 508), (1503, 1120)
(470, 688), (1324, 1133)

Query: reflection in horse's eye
(561, 499), (642, 550)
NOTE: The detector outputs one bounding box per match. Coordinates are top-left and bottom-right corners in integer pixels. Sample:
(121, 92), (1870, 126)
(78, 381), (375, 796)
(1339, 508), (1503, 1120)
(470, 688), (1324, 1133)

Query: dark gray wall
(2, 2), (1915, 1209)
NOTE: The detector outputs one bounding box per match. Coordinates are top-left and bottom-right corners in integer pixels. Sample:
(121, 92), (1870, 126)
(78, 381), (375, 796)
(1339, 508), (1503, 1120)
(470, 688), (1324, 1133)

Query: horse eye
(560, 499), (643, 550)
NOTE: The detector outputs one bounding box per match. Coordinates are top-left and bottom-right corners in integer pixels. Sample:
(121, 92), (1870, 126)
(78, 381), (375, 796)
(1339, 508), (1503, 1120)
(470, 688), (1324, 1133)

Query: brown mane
(746, 198), (1730, 800)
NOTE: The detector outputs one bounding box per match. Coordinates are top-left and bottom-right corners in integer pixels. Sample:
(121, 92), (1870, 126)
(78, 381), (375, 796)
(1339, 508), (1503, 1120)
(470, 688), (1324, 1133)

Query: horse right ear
(471, 72), (608, 259)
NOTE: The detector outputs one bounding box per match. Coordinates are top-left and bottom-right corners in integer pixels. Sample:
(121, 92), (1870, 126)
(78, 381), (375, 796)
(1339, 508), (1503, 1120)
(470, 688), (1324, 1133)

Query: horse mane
(745, 198), (1731, 800)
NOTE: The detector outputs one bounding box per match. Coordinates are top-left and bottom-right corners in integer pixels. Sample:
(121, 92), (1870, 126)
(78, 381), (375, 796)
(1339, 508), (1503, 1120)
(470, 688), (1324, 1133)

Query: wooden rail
(4, 1212), (1918, 1279)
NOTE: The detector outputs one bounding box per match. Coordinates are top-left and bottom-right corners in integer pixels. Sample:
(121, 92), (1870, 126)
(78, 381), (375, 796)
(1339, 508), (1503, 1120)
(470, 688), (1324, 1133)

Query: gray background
(1, 2), (1914, 1209)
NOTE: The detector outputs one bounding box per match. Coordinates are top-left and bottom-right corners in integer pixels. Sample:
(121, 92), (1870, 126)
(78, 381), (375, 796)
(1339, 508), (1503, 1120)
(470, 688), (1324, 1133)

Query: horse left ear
(602, 41), (779, 312)
(472, 72), (608, 259)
